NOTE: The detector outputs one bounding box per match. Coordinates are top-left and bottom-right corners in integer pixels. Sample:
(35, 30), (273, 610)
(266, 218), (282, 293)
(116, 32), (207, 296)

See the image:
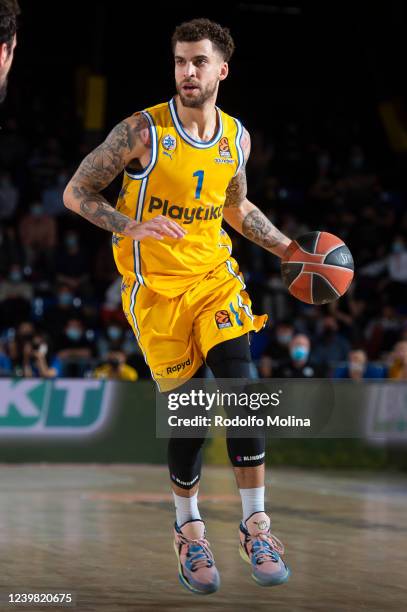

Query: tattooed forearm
(70, 185), (132, 234)
(242, 209), (289, 252)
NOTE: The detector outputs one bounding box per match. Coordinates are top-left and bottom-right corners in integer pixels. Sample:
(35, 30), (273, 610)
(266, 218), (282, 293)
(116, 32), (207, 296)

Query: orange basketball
(281, 231), (354, 305)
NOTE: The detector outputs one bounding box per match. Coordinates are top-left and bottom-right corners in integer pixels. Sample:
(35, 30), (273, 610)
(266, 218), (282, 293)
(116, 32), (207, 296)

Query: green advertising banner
(0, 379), (112, 434)
(0, 378), (405, 469)
(0, 379), (167, 464)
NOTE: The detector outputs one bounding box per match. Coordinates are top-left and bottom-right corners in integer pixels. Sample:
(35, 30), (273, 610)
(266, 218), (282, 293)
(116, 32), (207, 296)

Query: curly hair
(0, 0), (20, 48)
(172, 18), (235, 62)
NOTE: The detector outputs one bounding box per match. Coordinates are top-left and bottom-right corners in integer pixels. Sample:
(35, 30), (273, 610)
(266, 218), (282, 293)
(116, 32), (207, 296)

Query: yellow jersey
(112, 98), (244, 298)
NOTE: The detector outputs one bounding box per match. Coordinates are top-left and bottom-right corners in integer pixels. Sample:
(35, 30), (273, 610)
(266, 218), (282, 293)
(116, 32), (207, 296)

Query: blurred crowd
(1, 107), (407, 381)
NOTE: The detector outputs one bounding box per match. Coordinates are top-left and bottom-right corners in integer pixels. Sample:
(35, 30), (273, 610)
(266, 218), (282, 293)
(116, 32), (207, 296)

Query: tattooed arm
(222, 128), (290, 258)
(63, 114), (186, 241)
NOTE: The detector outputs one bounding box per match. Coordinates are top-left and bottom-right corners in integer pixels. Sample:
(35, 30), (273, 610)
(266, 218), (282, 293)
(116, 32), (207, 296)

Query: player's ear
(219, 61), (228, 82)
(0, 42), (8, 67)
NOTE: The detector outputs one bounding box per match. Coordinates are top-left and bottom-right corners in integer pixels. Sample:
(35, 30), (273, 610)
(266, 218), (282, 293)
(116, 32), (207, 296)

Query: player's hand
(124, 216), (187, 241)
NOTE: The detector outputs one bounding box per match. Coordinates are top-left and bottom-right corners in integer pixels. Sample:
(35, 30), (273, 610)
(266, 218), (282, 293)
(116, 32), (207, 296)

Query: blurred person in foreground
(0, 0), (19, 103)
(92, 350), (138, 381)
(333, 349), (386, 380)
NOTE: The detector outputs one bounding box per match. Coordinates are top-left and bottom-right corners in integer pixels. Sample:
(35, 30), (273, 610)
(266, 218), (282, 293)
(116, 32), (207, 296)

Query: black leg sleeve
(206, 336), (266, 468)
(166, 365), (207, 489)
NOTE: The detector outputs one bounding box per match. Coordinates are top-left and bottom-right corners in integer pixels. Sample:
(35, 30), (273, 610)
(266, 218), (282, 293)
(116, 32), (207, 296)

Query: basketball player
(64, 18), (291, 594)
(0, 0), (19, 103)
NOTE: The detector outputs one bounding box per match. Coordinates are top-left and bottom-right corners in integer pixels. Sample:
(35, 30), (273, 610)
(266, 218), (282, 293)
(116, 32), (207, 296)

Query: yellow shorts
(121, 258), (267, 391)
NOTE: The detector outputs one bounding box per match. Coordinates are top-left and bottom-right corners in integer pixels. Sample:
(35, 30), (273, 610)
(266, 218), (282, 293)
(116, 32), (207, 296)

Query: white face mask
(37, 343), (48, 356)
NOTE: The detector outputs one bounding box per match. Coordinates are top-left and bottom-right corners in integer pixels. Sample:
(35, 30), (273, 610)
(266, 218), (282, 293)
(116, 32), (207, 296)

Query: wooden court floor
(0, 464), (406, 612)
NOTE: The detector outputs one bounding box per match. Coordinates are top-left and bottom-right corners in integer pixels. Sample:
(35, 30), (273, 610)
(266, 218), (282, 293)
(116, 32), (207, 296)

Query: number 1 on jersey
(193, 170), (204, 199)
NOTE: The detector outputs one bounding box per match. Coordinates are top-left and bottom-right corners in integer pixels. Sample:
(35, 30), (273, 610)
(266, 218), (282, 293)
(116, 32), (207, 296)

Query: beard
(176, 79), (218, 108)
(0, 76), (8, 104)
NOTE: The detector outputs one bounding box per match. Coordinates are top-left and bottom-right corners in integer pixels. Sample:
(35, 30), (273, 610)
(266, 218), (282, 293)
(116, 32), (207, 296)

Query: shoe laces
(249, 532), (284, 565)
(179, 534), (215, 571)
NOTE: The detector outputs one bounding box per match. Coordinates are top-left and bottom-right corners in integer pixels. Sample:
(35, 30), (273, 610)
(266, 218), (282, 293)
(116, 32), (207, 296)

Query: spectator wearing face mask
(56, 231), (89, 293)
(333, 349), (386, 380)
(311, 316), (350, 372)
(97, 323), (126, 358)
(267, 321), (294, 368)
(43, 285), (79, 334)
(273, 334), (327, 378)
(18, 201), (57, 275)
(92, 350), (138, 381)
(11, 331), (61, 378)
(3, 323), (59, 378)
(41, 170), (69, 216)
(56, 318), (95, 376)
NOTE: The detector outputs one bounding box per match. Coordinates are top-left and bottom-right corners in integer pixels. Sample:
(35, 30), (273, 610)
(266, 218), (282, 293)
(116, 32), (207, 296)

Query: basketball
(281, 231), (354, 305)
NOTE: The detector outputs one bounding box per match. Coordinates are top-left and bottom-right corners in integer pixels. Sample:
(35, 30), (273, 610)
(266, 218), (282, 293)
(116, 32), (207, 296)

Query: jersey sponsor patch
(148, 195), (223, 224)
(214, 158), (235, 164)
(219, 136), (231, 157)
(155, 358), (192, 378)
(162, 134), (177, 151)
(215, 310), (233, 329)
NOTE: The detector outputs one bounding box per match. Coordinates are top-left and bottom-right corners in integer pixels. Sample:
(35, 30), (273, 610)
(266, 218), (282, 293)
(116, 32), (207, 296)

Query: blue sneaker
(173, 519), (220, 595)
(239, 512), (290, 586)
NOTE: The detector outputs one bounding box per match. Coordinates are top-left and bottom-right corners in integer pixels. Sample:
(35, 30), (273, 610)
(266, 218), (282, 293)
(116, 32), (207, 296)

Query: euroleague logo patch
(215, 310), (233, 329)
(219, 136), (231, 157)
(162, 134), (177, 151)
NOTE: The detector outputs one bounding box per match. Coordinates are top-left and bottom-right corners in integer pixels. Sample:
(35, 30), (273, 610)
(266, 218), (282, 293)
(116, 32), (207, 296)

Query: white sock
(173, 491), (201, 527)
(239, 486), (265, 523)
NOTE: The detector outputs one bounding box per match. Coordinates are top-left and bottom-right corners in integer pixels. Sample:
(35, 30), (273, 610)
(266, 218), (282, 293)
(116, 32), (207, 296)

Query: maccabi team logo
(219, 136), (231, 157)
(162, 134), (177, 151)
(215, 310), (233, 329)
